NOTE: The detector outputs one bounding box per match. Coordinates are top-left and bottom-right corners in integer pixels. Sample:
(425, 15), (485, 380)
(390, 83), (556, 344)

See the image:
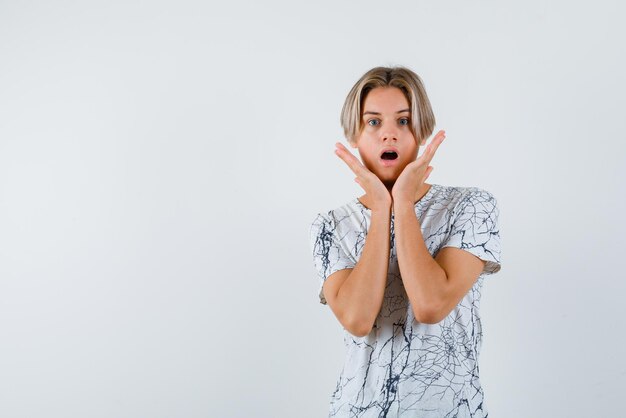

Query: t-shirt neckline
(354, 184), (439, 212)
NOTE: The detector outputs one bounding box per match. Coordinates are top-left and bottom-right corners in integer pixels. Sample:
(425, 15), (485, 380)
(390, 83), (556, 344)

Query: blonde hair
(340, 66), (436, 145)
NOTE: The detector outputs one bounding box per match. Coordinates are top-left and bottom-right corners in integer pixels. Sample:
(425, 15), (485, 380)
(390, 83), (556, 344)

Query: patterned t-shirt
(309, 183), (502, 418)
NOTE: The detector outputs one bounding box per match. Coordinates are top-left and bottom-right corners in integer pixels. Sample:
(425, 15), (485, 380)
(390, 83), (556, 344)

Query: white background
(1, 1), (625, 417)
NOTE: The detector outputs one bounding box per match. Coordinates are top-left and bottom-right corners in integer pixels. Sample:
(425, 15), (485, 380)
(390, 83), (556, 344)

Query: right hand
(335, 142), (392, 212)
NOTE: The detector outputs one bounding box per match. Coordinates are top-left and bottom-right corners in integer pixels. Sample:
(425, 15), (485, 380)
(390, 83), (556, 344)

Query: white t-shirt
(309, 183), (502, 418)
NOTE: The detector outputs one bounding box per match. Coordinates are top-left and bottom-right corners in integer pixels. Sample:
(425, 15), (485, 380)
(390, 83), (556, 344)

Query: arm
(327, 141), (394, 337)
(389, 131), (493, 323)
(394, 201), (485, 324)
(324, 204), (391, 337)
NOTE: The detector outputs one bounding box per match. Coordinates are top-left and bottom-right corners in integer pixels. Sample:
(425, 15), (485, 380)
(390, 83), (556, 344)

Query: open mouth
(381, 151), (398, 160)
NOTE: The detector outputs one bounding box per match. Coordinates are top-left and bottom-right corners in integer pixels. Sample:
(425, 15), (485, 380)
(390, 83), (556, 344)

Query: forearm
(393, 201), (448, 322)
(336, 206), (391, 335)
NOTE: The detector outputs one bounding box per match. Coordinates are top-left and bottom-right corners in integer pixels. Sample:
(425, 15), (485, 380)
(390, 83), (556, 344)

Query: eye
(399, 118), (410, 126)
(367, 119), (380, 127)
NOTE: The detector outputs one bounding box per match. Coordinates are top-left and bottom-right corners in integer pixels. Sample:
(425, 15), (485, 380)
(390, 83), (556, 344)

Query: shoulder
(430, 184), (498, 210)
(441, 185), (500, 236)
(309, 199), (364, 236)
(310, 198), (364, 226)
(456, 187), (499, 216)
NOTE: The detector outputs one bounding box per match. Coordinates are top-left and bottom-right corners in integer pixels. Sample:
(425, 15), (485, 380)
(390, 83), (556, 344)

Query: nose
(381, 125), (399, 142)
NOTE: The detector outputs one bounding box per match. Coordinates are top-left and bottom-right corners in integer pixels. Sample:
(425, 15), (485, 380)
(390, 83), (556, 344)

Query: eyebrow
(363, 108), (410, 116)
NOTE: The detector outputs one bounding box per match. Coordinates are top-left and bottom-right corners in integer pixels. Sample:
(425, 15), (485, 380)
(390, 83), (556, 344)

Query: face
(351, 86), (424, 188)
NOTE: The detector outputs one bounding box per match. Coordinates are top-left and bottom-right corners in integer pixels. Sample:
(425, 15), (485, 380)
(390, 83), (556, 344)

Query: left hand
(391, 130), (446, 204)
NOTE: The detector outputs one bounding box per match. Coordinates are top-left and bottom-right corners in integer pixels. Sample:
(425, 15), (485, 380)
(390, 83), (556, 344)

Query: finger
(335, 142), (367, 175)
(423, 131), (446, 163)
(334, 143), (360, 172)
(429, 130), (446, 151)
(422, 165), (434, 182)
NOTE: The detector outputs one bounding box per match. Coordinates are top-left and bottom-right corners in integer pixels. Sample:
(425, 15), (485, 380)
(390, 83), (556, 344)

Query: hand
(335, 142), (392, 212)
(391, 130), (446, 205)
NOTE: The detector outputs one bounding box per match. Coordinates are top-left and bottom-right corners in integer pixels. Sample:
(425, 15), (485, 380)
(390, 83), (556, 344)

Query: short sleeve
(440, 189), (502, 276)
(309, 212), (357, 305)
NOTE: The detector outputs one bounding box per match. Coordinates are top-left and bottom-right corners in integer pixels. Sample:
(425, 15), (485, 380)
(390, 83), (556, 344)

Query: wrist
(392, 197), (414, 209)
(392, 200), (417, 217)
(391, 189), (411, 203)
(371, 202), (392, 214)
